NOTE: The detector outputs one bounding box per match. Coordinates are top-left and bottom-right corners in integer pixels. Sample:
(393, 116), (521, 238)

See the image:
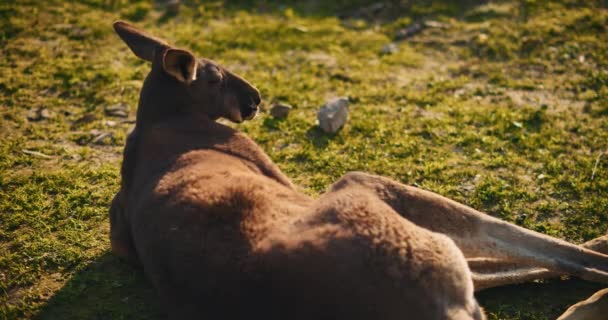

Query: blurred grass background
(1, 0), (607, 319)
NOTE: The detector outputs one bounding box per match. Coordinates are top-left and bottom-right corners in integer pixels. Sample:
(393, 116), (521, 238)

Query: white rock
(317, 97), (349, 133)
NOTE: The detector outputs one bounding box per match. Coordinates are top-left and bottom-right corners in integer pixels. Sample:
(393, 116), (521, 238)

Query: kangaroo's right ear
(113, 20), (168, 62)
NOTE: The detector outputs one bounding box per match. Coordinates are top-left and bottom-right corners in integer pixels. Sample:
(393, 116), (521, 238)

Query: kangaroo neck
(135, 68), (192, 129)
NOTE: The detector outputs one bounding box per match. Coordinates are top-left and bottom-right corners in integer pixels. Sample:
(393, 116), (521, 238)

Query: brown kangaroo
(110, 21), (608, 320)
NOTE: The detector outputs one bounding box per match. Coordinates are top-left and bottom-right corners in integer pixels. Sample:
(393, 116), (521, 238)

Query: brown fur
(557, 288), (608, 320)
(558, 235), (608, 320)
(110, 21), (608, 320)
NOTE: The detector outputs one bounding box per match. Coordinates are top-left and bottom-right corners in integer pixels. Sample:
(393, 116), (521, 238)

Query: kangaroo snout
(230, 73), (261, 120)
(242, 102), (259, 120)
(244, 93), (261, 119)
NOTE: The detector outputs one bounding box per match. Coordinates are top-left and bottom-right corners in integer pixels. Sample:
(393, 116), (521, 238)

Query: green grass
(1, 0), (607, 319)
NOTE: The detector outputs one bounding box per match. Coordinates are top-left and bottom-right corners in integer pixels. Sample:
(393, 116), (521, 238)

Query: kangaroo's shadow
(477, 278), (604, 319)
(34, 250), (604, 319)
(35, 252), (164, 320)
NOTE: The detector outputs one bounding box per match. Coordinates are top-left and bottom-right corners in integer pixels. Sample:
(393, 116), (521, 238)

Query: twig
(91, 132), (113, 145)
(22, 149), (53, 159)
(591, 151), (604, 180)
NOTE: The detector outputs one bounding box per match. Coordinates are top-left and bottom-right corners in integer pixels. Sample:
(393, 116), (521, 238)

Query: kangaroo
(110, 21), (608, 320)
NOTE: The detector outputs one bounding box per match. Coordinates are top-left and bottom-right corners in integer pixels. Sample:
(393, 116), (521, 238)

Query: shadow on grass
(261, 116), (284, 131)
(113, 0), (499, 27)
(35, 252), (604, 319)
(35, 252), (163, 320)
(477, 278), (604, 319)
(306, 126), (340, 149)
(216, 0), (491, 22)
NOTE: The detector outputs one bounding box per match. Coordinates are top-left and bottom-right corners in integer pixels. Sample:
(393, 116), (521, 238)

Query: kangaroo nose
(251, 88), (261, 107)
(230, 74), (261, 108)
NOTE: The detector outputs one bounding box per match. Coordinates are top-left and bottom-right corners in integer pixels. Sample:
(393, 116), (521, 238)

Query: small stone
(317, 97), (349, 134)
(380, 43), (399, 55)
(39, 108), (55, 119)
(330, 73), (356, 83)
(476, 33), (489, 44)
(104, 120), (117, 127)
(27, 107), (54, 121)
(424, 20), (449, 29)
(291, 26), (308, 33)
(269, 104), (292, 119)
(26, 109), (40, 121)
(105, 103), (129, 118)
(395, 22), (424, 40)
(72, 113), (98, 127)
(91, 130), (114, 145)
(69, 27), (91, 40)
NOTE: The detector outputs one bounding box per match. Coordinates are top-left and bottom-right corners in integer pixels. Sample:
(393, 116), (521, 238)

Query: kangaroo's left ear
(162, 48), (197, 84)
(113, 20), (168, 62)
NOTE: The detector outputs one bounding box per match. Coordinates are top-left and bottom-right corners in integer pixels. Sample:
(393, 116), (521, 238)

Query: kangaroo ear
(113, 20), (168, 62)
(162, 49), (198, 84)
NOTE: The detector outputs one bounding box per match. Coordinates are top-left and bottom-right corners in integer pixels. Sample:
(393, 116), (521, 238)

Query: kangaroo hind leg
(329, 172), (608, 286)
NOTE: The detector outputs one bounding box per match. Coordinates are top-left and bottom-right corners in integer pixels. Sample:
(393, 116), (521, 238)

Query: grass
(1, 0), (607, 319)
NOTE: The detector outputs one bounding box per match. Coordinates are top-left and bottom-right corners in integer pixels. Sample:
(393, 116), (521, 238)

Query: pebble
(381, 43), (399, 55)
(105, 103), (129, 118)
(27, 107), (55, 121)
(395, 22), (423, 40)
(269, 103), (292, 119)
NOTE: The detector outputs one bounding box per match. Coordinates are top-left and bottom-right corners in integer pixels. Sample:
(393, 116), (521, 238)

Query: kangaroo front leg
(109, 191), (140, 266)
(330, 172), (608, 284)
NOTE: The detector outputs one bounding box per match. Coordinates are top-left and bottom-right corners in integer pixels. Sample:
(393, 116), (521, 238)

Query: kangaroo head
(113, 21), (261, 125)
